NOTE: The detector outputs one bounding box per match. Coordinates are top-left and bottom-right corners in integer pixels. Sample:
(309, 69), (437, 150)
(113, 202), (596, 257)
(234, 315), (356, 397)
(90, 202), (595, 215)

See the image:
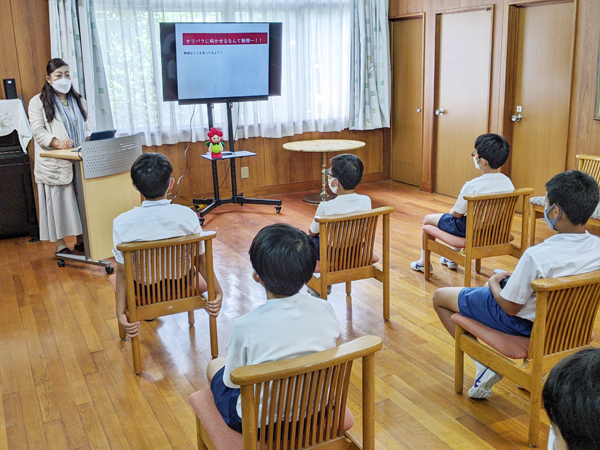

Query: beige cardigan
(29, 93), (91, 186)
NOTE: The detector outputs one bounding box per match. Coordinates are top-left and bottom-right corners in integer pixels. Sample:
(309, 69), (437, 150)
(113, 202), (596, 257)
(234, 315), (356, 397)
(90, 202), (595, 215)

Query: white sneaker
(440, 257), (458, 270)
(410, 261), (432, 273)
(468, 365), (503, 399)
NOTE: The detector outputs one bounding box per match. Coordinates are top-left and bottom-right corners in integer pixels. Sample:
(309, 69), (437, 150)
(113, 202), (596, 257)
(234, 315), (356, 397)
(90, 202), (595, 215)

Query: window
(94, 0), (352, 146)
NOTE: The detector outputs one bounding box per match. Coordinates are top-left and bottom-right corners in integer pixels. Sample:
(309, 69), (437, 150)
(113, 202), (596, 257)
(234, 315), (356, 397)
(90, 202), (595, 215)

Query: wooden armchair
(306, 206), (394, 320)
(453, 270), (600, 447)
(530, 154), (600, 245)
(424, 188), (533, 287)
(189, 335), (383, 450)
(118, 232), (219, 374)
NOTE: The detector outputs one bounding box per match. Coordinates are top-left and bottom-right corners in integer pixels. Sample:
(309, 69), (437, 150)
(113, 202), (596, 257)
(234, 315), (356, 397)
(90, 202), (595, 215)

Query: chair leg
(454, 324), (464, 394)
(209, 315), (218, 359)
(346, 281), (352, 295)
(131, 335), (141, 375)
(188, 310), (195, 326)
(424, 232), (432, 281)
(196, 417), (208, 450)
(528, 372), (543, 447)
(464, 258), (472, 288)
(530, 208), (540, 247)
(475, 259), (481, 273)
(118, 322), (126, 341)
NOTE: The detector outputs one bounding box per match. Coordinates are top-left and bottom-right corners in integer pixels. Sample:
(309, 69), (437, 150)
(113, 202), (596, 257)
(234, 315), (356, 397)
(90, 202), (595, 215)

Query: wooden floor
(2, 181), (599, 449)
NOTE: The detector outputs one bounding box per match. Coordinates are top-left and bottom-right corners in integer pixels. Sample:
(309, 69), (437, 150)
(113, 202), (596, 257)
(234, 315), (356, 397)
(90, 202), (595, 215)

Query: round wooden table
(283, 139), (366, 203)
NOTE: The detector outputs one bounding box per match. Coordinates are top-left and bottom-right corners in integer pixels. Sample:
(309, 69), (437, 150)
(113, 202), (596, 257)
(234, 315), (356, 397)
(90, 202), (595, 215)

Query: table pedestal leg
(302, 152), (336, 204)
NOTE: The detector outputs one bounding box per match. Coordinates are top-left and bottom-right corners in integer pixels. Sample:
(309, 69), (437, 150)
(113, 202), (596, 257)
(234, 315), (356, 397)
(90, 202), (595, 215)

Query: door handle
(417, 108), (422, 113)
(511, 113), (522, 122)
(435, 108), (445, 116)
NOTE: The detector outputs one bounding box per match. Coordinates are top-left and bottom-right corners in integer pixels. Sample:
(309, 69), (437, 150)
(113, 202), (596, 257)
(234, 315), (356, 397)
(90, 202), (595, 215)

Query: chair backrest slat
(531, 275), (600, 357)
(325, 215), (379, 272)
(470, 194), (519, 247)
(577, 155), (600, 187)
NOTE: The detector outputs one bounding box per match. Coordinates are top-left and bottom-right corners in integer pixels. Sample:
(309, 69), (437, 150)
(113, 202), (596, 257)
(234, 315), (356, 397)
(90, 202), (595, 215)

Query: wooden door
(391, 17), (423, 186)
(509, 2), (574, 197)
(434, 8), (493, 197)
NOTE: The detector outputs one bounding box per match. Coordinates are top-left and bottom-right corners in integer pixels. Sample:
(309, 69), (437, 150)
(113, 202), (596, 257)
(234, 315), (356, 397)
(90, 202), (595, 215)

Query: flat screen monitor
(160, 22), (282, 104)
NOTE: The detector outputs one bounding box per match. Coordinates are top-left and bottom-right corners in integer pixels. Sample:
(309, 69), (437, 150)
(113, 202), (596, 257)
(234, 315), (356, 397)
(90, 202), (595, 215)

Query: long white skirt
(37, 182), (83, 242)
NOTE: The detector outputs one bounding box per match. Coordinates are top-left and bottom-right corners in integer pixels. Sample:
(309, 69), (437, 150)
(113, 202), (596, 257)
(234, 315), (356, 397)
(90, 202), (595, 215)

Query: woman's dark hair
(249, 223), (317, 296)
(543, 348), (600, 449)
(474, 134), (510, 169)
(130, 153), (173, 199)
(330, 153), (364, 190)
(40, 58), (87, 123)
(546, 170), (599, 226)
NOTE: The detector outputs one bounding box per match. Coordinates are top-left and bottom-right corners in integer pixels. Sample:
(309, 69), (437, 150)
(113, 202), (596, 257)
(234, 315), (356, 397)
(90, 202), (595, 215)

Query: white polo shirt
(452, 173), (515, 215)
(112, 199), (202, 265)
(223, 292), (340, 419)
(309, 193), (372, 234)
(501, 232), (600, 321)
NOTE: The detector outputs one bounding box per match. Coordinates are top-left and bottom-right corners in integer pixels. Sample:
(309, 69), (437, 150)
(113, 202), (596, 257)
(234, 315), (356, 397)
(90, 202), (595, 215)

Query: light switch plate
(241, 167), (249, 178)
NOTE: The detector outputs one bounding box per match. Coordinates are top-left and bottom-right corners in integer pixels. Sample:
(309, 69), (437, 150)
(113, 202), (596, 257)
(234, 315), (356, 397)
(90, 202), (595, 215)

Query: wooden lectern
(40, 134), (143, 272)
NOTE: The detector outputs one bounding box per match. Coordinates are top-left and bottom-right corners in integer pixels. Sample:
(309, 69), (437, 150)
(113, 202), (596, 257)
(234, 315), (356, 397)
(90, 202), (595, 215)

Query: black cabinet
(0, 131), (39, 240)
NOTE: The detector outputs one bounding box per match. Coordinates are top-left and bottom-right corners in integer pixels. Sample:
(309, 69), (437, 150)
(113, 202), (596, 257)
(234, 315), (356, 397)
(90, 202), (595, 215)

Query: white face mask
(328, 176), (338, 194)
(51, 78), (72, 94)
(473, 156), (480, 169)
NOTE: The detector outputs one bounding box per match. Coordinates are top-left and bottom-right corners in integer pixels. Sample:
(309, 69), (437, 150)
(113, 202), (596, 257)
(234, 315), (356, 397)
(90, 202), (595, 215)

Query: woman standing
(29, 58), (91, 255)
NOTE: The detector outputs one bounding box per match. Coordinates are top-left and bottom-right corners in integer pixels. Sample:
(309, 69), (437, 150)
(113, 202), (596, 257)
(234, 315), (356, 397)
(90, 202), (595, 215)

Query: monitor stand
(193, 102), (282, 225)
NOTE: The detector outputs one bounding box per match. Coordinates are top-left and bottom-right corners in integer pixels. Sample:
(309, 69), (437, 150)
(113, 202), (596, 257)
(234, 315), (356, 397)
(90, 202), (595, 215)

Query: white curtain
(349, 0), (391, 130)
(49, 0), (114, 131)
(93, 0), (353, 146)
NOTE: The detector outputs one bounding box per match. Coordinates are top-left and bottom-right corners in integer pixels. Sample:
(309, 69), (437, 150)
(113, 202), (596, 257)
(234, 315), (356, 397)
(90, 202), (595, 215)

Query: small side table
(283, 139), (365, 203)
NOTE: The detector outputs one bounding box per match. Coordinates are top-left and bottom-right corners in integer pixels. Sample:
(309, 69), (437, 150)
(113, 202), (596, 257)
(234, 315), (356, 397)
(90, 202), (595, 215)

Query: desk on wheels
(40, 135), (142, 272)
(193, 151), (282, 224)
(283, 139), (366, 203)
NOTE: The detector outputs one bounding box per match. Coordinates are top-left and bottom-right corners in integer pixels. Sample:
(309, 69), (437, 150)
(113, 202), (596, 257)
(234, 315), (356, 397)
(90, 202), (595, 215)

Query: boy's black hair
(474, 134), (510, 169)
(543, 348), (600, 449)
(546, 170), (599, 226)
(249, 223), (317, 296)
(330, 154), (364, 190)
(130, 153), (173, 199)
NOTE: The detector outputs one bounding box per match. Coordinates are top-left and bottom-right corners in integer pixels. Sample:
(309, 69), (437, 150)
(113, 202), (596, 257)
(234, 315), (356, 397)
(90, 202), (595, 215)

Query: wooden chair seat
(530, 154), (600, 245)
(307, 207), (393, 320)
(454, 270), (600, 446)
(451, 313), (530, 359)
(189, 389), (355, 450)
(424, 188), (532, 287)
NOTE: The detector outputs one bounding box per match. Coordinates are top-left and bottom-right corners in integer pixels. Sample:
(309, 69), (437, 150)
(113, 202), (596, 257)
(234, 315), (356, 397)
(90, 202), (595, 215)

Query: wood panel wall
(390, 0), (600, 190)
(0, 0), (384, 200)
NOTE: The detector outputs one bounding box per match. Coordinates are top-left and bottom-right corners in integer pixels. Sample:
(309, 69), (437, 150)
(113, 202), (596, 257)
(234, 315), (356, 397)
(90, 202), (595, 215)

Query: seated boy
(206, 223), (340, 432)
(308, 153), (371, 255)
(543, 348), (600, 450)
(112, 153), (223, 338)
(411, 134), (514, 272)
(432, 170), (600, 399)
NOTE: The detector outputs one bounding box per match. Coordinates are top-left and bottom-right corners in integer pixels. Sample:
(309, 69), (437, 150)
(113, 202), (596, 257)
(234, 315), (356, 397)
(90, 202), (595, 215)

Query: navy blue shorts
(437, 213), (467, 238)
(211, 367), (243, 432)
(458, 287), (533, 337)
(310, 235), (321, 260)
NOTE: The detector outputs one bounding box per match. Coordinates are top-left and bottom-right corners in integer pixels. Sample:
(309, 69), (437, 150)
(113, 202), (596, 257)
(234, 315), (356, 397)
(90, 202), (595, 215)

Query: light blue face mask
(543, 203), (562, 231)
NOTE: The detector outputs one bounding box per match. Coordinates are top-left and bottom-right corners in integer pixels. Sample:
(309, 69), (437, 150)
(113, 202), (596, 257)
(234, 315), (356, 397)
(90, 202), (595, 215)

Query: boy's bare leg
(411, 213), (446, 270)
(207, 357), (226, 383)
(423, 213), (444, 227)
(432, 287), (464, 338)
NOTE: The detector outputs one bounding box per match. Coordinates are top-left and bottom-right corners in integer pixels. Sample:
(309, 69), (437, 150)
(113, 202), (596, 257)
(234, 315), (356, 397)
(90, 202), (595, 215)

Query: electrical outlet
(241, 167), (250, 179)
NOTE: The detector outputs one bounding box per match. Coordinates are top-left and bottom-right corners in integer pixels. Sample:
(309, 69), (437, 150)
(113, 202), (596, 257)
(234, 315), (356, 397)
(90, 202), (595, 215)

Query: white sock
(470, 357), (487, 377)
(415, 249), (425, 265)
